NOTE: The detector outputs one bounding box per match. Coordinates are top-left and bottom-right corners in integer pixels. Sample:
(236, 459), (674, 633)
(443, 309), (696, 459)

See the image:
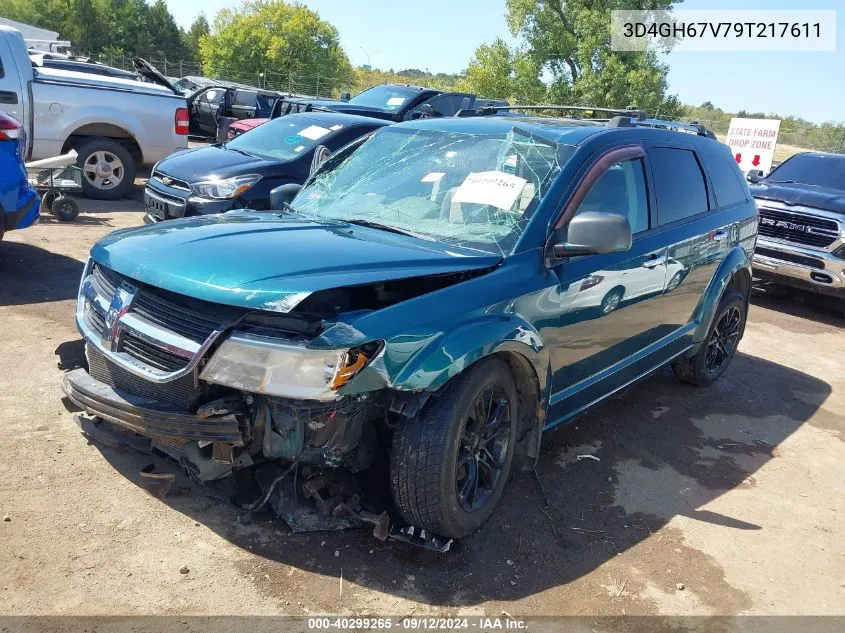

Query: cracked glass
(292, 126), (570, 255)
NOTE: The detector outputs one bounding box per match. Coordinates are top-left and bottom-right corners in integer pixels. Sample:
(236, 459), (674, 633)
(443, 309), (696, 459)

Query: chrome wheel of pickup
(83, 150), (124, 190)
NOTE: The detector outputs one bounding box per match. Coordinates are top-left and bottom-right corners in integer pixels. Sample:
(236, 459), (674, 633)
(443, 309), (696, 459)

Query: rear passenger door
(644, 143), (732, 337)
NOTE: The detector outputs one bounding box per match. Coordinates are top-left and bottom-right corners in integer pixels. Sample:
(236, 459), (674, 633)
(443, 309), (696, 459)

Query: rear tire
(75, 137), (136, 200)
(390, 357), (518, 539)
(672, 290), (747, 386)
(52, 195), (80, 222)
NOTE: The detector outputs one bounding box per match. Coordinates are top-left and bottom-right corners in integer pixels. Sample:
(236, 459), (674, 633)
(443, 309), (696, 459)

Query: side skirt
(544, 322), (697, 431)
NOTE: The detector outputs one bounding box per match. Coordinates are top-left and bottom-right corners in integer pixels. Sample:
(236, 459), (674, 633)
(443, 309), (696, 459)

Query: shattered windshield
(348, 86), (422, 111)
(292, 126), (568, 255)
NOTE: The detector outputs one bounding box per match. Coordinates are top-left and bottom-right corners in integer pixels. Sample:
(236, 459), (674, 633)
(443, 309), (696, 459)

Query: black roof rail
(456, 104), (647, 121)
(633, 118), (718, 140)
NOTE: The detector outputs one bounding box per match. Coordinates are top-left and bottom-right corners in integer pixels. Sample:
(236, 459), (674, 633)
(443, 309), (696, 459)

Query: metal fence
(679, 115), (845, 156)
(96, 54), (349, 98)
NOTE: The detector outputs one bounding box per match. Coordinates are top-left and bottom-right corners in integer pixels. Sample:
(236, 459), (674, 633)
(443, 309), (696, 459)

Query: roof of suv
(398, 112), (721, 149)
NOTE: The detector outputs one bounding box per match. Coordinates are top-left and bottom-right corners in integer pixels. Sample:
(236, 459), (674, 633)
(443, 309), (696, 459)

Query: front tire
(75, 138), (136, 200)
(672, 290), (747, 386)
(390, 358), (518, 539)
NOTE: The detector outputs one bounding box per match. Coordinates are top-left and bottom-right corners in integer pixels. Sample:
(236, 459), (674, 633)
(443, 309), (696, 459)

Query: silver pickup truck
(0, 25), (187, 199)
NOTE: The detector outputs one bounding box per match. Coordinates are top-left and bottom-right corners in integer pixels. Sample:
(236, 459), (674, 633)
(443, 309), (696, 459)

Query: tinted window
(408, 94), (471, 119)
(233, 90), (257, 107)
(707, 155), (748, 207)
(767, 153), (845, 190)
(577, 158), (649, 234)
(650, 148), (708, 225)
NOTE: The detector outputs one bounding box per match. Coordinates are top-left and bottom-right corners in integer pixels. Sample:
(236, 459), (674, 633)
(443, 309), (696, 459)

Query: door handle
(712, 230), (728, 241)
(0, 91), (18, 104)
(642, 254), (666, 269)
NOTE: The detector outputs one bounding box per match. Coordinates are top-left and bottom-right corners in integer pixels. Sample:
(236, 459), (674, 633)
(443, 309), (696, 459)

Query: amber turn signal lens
(331, 342), (382, 390)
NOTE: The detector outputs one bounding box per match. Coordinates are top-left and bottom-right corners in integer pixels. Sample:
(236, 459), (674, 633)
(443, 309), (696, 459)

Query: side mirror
(549, 212), (632, 259)
(339, 92), (351, 101)
(746, 169), (765, 184)
(270, 183), (302, 210)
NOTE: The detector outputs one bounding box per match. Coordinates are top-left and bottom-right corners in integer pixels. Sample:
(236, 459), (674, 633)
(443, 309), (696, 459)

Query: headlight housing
(191, 174), (261, 200)
(200, 333), (380, 401)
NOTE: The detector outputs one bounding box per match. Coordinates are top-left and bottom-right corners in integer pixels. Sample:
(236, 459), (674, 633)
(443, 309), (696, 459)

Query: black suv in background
(276, 83), (508, 122)
(749, 152), (845, 303)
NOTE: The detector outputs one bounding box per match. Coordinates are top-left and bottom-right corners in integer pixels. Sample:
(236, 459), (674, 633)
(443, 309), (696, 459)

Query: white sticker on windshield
(294, 145), (305, 152)
(421, 172), (445, 183)
(329, 124), (343, 131)
(386, 97), (405, 106)
(298, 125), (331, 140)
(452, 171), (527, 211)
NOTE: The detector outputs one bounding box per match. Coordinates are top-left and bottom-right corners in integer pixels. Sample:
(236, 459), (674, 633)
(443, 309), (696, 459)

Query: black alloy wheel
(455, 384), (512, 512)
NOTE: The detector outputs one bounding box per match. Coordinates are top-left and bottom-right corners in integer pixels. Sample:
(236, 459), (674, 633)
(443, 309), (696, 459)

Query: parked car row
(0, 25), (188, 200)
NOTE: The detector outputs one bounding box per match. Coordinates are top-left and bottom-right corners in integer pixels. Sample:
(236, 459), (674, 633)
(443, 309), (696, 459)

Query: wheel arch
(61, 124), (143, 166)
(384, 317), (552, 470)
(691, 246), (752, 347)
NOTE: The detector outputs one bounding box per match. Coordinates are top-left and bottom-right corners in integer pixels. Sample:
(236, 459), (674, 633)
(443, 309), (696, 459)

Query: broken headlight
(191, 174), (261, 199)
(200, 333), (380, 401)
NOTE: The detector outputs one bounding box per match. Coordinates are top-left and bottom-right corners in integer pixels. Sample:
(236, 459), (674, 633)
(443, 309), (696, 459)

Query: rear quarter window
(706, 155), (749, 208)
(649, 147), (709, 226)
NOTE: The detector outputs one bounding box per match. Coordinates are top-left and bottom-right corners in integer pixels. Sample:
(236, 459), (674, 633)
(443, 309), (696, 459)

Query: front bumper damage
(61, 360), (413, 543)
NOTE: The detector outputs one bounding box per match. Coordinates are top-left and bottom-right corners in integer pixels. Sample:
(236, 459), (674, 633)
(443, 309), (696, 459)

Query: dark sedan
(144, 111), (389, 223)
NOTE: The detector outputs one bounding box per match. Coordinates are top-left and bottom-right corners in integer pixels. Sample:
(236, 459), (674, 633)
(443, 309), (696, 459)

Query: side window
(407, 94), (472, 119)
(206, 89), (224, 105)
(0, 55), (5, 79)
(576, 158), (649, 234)
(649, 147), (709, 225)
(706, 155), (749, 208)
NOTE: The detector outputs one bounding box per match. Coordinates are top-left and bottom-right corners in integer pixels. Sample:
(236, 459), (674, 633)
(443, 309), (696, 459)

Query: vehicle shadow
(0, 241), (83, 306)
(751, 282), (844, 328)
(88, 350), (830, 606)
(38, 214), (115, 227)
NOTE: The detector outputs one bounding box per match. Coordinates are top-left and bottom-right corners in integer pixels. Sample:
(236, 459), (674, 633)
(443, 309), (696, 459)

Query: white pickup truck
(0, 25), (187, 199)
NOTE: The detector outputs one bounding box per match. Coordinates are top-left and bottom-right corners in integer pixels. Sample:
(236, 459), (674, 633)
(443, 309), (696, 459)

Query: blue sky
(163, 0), (843, 123)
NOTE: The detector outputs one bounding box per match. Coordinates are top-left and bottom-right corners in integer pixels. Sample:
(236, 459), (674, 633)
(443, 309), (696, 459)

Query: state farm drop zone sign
(726, 117), (781, 175)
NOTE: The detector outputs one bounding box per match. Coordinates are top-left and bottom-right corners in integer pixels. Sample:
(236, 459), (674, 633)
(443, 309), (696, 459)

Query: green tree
(200, 0), (352, 91)
(184, 13), (210, 62)
(462, 0), (683, 116)
(458, 38), (545, 102)
(147, 0), (187, 60)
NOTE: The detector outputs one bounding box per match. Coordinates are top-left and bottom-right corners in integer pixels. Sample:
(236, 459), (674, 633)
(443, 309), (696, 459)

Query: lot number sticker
(453, 171), (527, 210)
(726, 118), (781, 175)
(298, 125), (331, 141)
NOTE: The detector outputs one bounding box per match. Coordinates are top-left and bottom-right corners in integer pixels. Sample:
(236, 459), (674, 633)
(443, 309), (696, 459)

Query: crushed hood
(91, 212), (500, 313)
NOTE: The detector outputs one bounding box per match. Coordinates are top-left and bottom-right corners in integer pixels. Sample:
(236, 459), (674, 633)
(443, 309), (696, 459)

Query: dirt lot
(1, 196), (843, 619)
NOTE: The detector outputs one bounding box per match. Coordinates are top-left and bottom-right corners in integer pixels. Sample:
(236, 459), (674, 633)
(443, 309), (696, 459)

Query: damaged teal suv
(63, 108), (758, 545)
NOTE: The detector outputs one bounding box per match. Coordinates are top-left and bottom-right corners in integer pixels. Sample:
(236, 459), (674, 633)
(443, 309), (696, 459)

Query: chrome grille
(131, 290), (219, 343)
(83, 263), (232, 379)
(120, 332), (187, 372)
(87, 345), (197, 409)
(151, 169), (191, 191)
(757, 208), (840, 248)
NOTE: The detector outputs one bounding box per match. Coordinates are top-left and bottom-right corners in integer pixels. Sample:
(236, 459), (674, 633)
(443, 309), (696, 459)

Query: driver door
(546, 147), (669, 426)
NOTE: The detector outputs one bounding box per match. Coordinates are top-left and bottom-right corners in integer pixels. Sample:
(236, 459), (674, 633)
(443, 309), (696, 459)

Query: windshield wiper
(345, 219), (432, 240)
(766, 179), (796, 184)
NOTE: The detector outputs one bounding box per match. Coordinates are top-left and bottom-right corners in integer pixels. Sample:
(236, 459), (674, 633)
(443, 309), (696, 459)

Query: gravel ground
(0, 196), (843, 618)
